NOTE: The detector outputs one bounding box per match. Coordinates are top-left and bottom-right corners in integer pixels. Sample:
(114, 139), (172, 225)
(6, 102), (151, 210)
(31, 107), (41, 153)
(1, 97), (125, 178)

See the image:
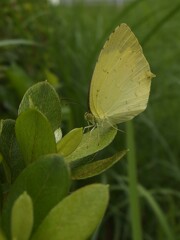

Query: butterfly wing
(89, 23), (154, 125)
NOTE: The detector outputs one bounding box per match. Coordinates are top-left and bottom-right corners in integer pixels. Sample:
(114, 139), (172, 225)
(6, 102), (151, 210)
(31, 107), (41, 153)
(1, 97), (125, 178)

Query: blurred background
(0, 0), (180, 239)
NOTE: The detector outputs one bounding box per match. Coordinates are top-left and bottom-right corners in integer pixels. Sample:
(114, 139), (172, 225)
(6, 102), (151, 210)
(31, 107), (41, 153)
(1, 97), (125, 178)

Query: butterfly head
(84, 112), (96, 125)
(85, 112), (109, 130)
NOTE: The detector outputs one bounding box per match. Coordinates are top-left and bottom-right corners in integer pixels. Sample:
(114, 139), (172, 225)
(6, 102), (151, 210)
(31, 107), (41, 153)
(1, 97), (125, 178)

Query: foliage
(0, 0), (180, 239)
(0, 81), (125, 239)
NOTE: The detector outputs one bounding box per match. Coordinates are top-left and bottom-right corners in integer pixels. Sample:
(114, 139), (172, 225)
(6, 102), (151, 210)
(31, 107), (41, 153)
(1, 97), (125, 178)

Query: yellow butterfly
(85, 23), (155, 128)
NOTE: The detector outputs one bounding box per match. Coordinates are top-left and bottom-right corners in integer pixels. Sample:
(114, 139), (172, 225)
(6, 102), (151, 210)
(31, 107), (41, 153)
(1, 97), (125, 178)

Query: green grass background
(0, 0), (180, 239)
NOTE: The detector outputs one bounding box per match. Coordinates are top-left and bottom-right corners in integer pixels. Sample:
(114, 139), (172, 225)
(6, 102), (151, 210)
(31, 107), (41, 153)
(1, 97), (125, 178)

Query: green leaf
(11, 192), (33, 240)
(2, 154), (70, 238)
(15, 109), (56, 164)
(31, 184), (109, 240)
(0, 181), (3, 212)
(71, 150), (127, 179)
(0, 39), (39, 47)
(57, 128), (83, 157)
(0, 231), (6, 240)
(0, 153), (2, 163)
(138, 185), (175, 240)
(0, 119), (25, 182)
(45, 70), (59, 87)
(18, 81), (61, 131)
(6, 64), (32, 99)
(65, 127), (117, 162)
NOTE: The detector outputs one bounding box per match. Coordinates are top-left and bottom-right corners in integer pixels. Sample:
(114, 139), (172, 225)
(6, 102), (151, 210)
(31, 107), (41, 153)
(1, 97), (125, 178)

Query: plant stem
(126, 121), (142, 240)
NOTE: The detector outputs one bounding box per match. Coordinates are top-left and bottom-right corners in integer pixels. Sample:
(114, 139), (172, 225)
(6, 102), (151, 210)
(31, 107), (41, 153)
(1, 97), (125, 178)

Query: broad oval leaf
(0, 119), (25, 182)
(2, 154), (70, 237)
(71, 150), (127, 179)
(15, 109), (56, 164)
(65, 127), (117, 162)
(31, 184), (109, 240)
(18, 81), (61, 131)
(57, 128), (83, 157)
(11, 192), (33, 240)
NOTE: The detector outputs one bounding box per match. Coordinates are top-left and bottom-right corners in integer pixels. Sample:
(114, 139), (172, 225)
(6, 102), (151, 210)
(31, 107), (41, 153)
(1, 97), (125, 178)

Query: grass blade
(138, 185), (175, 240)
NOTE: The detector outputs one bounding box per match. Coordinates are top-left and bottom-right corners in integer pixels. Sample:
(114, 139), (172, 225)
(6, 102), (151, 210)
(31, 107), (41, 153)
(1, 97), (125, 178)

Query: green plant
(0, 81), (126, 240)
(1, 0), (180, 239)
